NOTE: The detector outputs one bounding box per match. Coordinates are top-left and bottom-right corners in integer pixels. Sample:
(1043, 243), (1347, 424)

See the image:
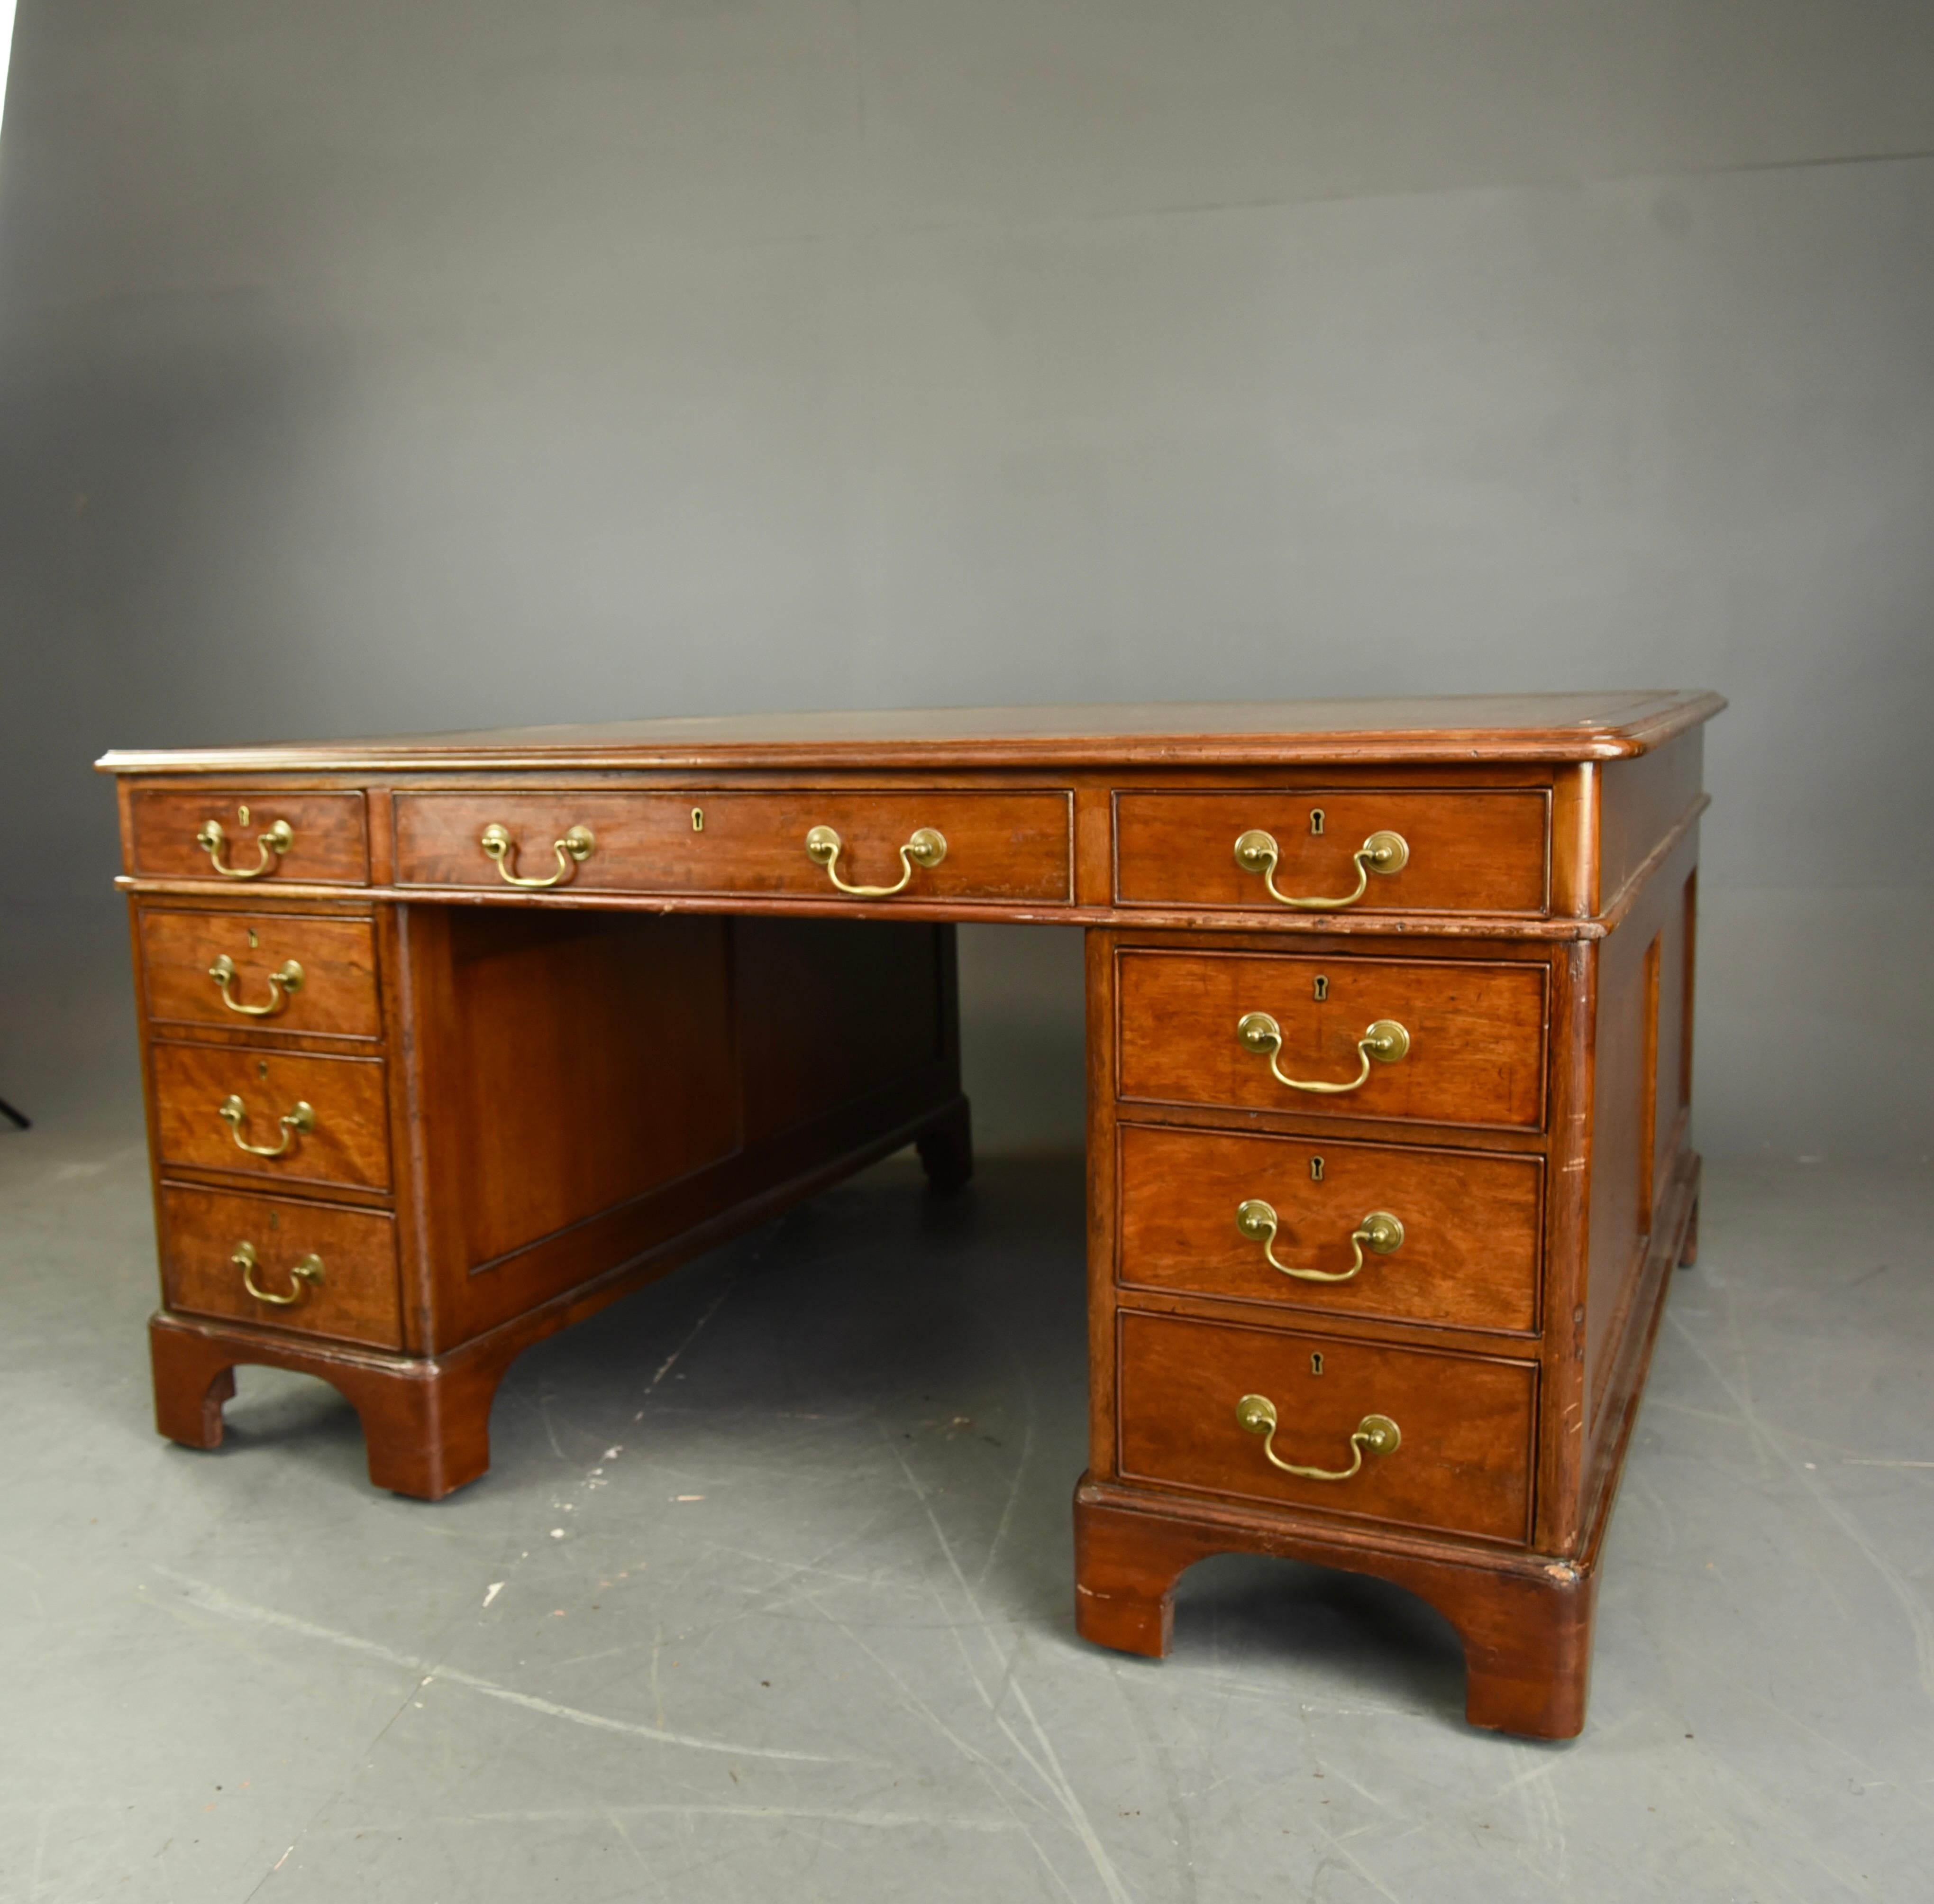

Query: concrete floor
(1, 1122), (1929, 1903)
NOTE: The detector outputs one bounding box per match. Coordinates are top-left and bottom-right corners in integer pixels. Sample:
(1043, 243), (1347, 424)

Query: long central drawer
(394, 791), (1073, 903)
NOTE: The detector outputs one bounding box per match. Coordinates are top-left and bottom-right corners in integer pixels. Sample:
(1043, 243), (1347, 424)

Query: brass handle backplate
(480, 822), (595, 888)
(1235, 1394), (1401, 1482)
(804, 824), (947, 898)
(195, 817), (294, 880)
(1233, 828), (1407, 910)
(1236, 1199), (1404, 1283)
(208, 954), (304, 1018)
(1237, 1011), (1409, 1094)
(218, 1093), (315, 1158)
(232, 1239), (323, 1307)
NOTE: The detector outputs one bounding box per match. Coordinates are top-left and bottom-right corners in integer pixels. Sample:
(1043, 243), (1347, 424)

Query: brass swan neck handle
(804, 825), (947, 898)
(1235, 1394), (1401, 1482)
(1233, 827), (1407, 910)
(1237, 1011), (1409, 1095)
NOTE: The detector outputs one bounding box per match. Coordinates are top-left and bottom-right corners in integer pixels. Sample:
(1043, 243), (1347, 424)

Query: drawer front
(150, 1043), (391, 1191)
(1118, 949), (1548, 1130)
(139, 909), (381, 1041)
(1118, 1311), (1535, 1544)
(159, 1183), (402, 1348)
(394, 790), (1073, 903)
(128, 790), (369, 886)
(1118, 1125), (1541, 1334)
(1115, 790), (1548, 915)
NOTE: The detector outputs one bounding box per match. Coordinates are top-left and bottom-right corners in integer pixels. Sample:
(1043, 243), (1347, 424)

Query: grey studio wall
(0, 4), (1930, 1155)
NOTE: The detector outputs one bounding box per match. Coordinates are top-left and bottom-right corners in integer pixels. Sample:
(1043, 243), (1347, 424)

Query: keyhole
(1309, 808), (1325, 836)
(1310, 1353), (1323, 1376)
(691, 807), (704, 833)
(1310, 1156), (1324, 1182)
(268, 1210), (280, 1231)
(1313, 974), (1328, 1002)
(237, 804), (251, 825)
(247, 928), (259, 948)
(256, 1060), (269, 1080)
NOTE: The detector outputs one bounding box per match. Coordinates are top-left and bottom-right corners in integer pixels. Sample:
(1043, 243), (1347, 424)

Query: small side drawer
(394, 790), (1074, 904)
(128, 790), (369, 886)
(1115, 790), (1549, 915)
(1117, 949), (1548, 1130)
(159, 1183), (402, 1348)
(150, 1043), (390, 1191)
(1118, 1125), (1541, 1334)
(1118, 1311), (1535, 1544)
(139, 909), (380, 1041)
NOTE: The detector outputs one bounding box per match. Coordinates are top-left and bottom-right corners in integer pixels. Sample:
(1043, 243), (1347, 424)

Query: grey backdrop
(1, 2), (1929, 1154)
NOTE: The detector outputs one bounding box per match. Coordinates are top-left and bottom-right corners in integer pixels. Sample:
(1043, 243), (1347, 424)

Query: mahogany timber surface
(394, 789), (1073, 903)
(1116, 1311), (1537, 1545)
(1114, 789), (1549, 915)
(1115, 1123), (1542, 1334)
(150, 1042), (392, 1192)
(127, 788), (370, 884)
(159, 1183), (403, 1349)
(139, 909), (381, 1041)
(97, 691), (1725, 775)
(1116, 947), (1550, 1130)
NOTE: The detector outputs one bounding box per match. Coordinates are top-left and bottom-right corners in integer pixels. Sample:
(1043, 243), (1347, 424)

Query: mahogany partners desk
(99, 692), (1721, 1739)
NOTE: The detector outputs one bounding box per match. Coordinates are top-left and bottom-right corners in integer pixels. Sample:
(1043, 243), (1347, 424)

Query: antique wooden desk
(100, 692), (1719, 1739)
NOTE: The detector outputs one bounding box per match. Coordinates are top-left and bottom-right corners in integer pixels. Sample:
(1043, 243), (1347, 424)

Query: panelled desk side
(100, 693), (1721, 1738)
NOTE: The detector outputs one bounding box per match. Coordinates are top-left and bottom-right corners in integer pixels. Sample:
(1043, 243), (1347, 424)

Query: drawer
(393, 790), (1073, 903)
(1118, 1311), (1535, 1544)
(1117, 949), (1547, 1130)
(158, 1183), (402, 1348)
(1115, 790), (1548, 915)
(150, 1043), (391, 1191)
(1118, 1125), (1541, 1334)
(139, 909), (381, 1041)
(128, 790), (369, 886)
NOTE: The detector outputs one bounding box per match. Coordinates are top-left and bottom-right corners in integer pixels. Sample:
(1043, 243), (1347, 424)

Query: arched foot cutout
(1073, 1481), (1597, 1740)
(148, 1312), (514, 1501)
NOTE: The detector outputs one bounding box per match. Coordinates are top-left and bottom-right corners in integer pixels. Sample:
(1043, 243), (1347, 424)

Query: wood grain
(1115, 789), (1548, 914)
(1117, 947), (1549, 1130)
(128, 788), (368, 884)
(1116, 1123), (1541, 1334)
(139, 907), (380, 1040)
(150, 1041), (391, 1191)
(394, 790), (1073, 903)
(1116, 1310), (1536, 1544)
(98, 690), (1726, 775)
(159, 1183), (402, 1348)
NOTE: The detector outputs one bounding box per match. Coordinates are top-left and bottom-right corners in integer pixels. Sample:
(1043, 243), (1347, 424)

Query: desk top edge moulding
(103, 689), (1722, 1741)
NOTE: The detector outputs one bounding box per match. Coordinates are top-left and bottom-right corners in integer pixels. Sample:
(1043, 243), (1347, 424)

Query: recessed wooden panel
(1117, 949), (1548, 1130)
(1117, 1310), (1536, 1544)
(734, 918), (947, 1145)
(393, 790), (1072, 904)
(139, 909), (379, 1040)
(159, 1183), (401, 1348)
(438, 908), (740, 1273)
(1117, 1124), (1541, 1333)
(151, 1042), (391, 1191)
(128, 789), (369, 885)
(1116, 790), (1548, 914)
